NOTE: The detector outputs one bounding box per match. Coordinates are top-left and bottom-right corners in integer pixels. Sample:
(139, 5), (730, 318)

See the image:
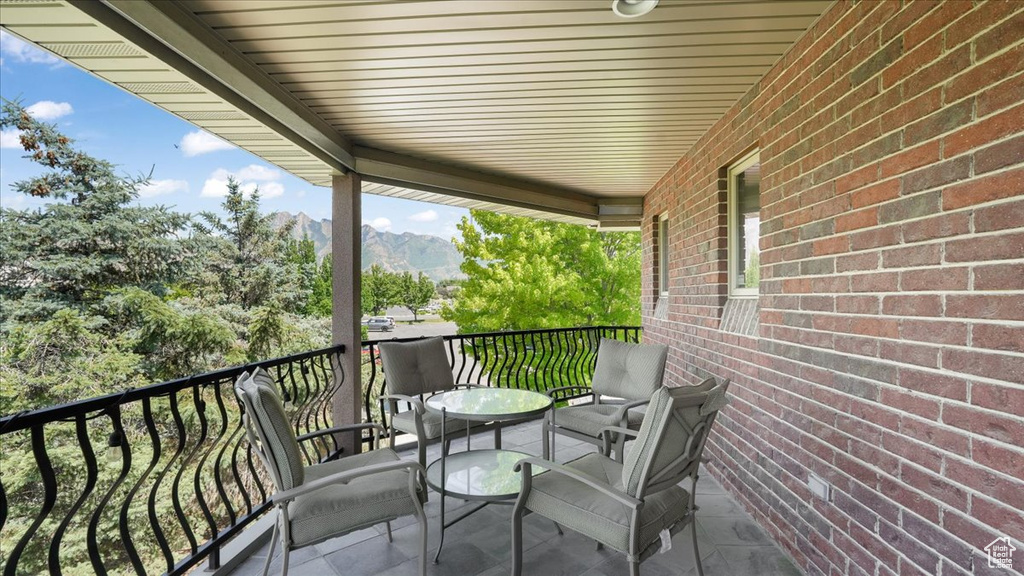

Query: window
(728, 150), (760, 297)
(657, 213), (669, 297)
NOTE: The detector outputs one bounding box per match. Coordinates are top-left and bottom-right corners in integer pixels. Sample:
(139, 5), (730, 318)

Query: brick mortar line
(765, 152), (1023, 228)
(711, 323), (1023, 391)
(759, 322), (1024, 359)
(700, 374), (1019, 574)
(760, 309), (1024, 330)
(760, 8), (1024, 171)
(704, 405), (955, 576)
(660, 334), (1024, 445)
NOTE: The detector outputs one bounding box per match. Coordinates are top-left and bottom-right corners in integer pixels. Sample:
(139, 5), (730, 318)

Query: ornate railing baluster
(6, 426), (56, 576)
(50, 415), (97, 576)
(0, 345), (347, 576)
(358, 327), (640, 445)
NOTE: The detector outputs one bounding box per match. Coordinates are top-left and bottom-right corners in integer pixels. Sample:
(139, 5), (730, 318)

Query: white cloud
(236, 164), (281, 182)
(0, 129), (22, 149)
(364, 217), (392, 232)
(200, 165), (282, 198)
(201, 177), (257, 198)
(179, 130), (235, 157)
(259, 181), (284, 199)
(139, 179), (189, 198)
(0, 30), (62, 66)
(25, 100), (73, 121)
(409, 209), (438, 223)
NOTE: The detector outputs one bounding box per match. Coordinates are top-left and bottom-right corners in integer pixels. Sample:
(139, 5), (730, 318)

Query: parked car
(384, 316), (396, 328)
(366, 317), (393, 332)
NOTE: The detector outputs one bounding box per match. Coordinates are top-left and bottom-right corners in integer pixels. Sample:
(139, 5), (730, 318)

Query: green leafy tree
(361, 264), (398, 316)
(396, 271), (435, 322)
(744, 249), (761, 288)
(443, 210), (641, 333)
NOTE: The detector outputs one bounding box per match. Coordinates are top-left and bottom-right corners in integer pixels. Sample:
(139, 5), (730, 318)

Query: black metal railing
(0, 345), (345, 576)
(362, 326), (641, 439)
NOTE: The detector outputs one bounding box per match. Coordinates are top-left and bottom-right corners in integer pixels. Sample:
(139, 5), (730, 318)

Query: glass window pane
(658, 216), (668, 295)
(733, 162), (760, 291)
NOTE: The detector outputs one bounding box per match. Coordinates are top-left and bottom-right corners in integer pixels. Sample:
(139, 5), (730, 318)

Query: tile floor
(228, 421), (801, 576)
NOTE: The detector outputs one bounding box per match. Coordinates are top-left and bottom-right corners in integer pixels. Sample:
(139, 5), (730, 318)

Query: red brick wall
(641, 2), (1024, 575)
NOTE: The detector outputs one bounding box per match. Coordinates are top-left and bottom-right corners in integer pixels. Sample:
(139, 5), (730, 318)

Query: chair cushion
(525, 452), (690, 553)
(237, 370), (305, 491)
(622, 378), (719, 496)
(390, 408), (483, 440)
(591, 339), (668, 401)
(379, 337), (455, 396)
(553, 403), (646, 438)
(289, 448), (419, 547)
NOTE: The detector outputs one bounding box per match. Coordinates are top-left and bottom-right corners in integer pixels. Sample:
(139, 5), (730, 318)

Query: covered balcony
(1, 1), (1021, 576)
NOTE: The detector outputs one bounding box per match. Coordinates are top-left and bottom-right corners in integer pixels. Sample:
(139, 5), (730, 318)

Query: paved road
(365, 320), (457, 341)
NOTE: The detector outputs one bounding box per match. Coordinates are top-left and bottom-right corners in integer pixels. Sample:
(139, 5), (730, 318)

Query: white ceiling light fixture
(612, 0), (659, 18)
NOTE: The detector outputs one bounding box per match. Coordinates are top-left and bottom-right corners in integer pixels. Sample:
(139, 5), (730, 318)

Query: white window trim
(658, 212), (669, 297)
(728, 150), (760, 298)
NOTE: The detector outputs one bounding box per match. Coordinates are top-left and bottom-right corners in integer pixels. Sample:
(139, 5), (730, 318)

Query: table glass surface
(425, 449), (540, 500)
(425, 388), (551, 420)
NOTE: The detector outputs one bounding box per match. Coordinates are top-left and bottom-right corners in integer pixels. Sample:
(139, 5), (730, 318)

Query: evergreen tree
(0, 100), (194, 322)
(192, 178), (303, 311)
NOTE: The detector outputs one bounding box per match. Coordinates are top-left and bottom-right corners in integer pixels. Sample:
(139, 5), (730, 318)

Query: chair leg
(415, 500), (428, 576)
(511, 501), (525, 576)
(261, 519), (279, 576)
(541, 414), (551, 460)
(628, 558), (640, 576)
(385, 521), (393, 543)
(692, 520), (705, 576)
(280, 542), (290, 576)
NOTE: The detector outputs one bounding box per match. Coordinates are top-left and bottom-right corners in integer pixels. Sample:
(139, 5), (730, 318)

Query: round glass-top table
(425, 387), (552, 421)
(423, 388), (552, 563)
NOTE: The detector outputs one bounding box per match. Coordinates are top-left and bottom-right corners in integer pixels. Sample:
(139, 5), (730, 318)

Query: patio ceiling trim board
(355, 146), (607, 222)
(77, 0), (355, 174)
(66, 0), (624, 225)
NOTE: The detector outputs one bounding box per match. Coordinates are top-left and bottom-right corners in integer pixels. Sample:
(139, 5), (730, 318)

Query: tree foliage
(0, 101), (195, 323)
(442, 210), (641, 332)
(396, 271), (435, 321)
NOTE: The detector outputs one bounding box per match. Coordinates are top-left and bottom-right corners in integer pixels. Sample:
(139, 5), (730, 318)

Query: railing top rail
(361, 325), (641, 346)
(0, 344), (346, 434)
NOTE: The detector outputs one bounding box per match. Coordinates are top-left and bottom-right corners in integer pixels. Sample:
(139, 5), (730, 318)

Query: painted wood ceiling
(1, 0), (831, 224)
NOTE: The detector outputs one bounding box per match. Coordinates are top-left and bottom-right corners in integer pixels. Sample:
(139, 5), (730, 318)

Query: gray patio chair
(235, 368), (427, 576)
(378, 337), (497, 472)
(543, 338), (668, 461)
(512, 378), (730, 576)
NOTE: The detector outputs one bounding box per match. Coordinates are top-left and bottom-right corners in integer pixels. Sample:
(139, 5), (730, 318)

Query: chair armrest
(297, 423), (385, 451)
(515, 457), (641, 509)
(543, 385), (593, 399)
(381, 394), (425, 414)
(598, 426), (639, 456)
(609, 398), (652, 422)
(296, 423), (384, 443)
(273, 460), (424, 503)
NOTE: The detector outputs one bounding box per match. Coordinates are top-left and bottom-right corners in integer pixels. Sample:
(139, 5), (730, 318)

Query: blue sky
(0, 30), (467, 239)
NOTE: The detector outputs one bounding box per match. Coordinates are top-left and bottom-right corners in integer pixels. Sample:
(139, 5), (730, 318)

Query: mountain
(272, 211), (464, 280)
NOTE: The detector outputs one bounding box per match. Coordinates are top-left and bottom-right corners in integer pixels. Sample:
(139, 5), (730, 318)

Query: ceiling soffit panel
(181, 0), (831, 200)
(1, 0), (832, 228)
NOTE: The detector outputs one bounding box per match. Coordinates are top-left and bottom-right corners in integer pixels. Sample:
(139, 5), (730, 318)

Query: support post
(332, 172), (362, 455)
